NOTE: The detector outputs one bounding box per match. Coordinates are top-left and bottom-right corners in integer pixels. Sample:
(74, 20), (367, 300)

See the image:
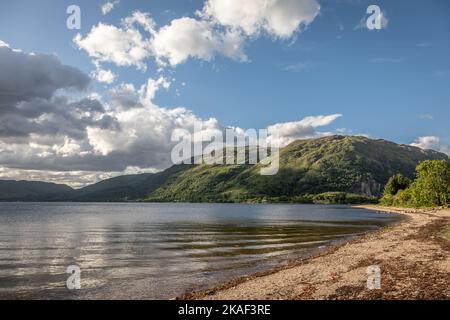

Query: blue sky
(0, 0), (449, 185)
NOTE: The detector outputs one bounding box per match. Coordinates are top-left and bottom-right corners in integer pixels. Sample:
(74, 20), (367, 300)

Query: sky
(0, 0), (449, 187)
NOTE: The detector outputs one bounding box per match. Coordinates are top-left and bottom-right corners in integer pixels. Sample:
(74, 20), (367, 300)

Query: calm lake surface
(0, 203), (401, 299)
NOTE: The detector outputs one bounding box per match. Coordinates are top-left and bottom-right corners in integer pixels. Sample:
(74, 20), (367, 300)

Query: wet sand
(180, 206), (450, 300)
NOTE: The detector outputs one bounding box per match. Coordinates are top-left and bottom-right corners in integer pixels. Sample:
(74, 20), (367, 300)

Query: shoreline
(179, 206), (450, 300)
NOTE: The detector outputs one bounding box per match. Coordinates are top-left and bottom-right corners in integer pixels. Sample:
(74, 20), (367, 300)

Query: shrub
(396, 188), (412, 206)
(379, 193), (394, 206)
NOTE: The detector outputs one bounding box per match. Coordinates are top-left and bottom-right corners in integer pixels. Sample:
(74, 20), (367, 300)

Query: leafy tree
(409, 160), (450, 207)
(383, 173), (412, 196)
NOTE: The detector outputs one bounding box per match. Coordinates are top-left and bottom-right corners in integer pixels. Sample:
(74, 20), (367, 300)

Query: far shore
(179, 205), (450, 300)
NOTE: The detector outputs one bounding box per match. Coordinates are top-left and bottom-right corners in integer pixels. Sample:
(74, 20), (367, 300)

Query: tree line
(380, 160), (449, 208)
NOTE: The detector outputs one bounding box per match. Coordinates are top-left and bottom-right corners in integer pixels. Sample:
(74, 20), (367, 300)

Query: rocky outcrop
(351, 180), (384, 197)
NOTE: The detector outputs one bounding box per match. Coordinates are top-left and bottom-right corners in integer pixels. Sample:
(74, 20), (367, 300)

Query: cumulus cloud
(0, 42), (122, 184)
(74, 17), (154, 70)
(410, 136), (450, 155)
(0, 40), (10, 48)
(91, 61), (118, 85)
(0, 44), (117, 142)
(201, 0), (320, 38)
(267, 114), (342, 146)
(101, 1), (120, 16)
(0, 96), (115, 139)
(0, 44), (89, 106)
(75, 1), (320, 71)
(91, 66), (117, 84)
(75, 12), (247, 69)
(122, 10), (156, 33)
(0, 44), (209, 182)
(152, 17), (247, 66)
(138, 76), (171, 104)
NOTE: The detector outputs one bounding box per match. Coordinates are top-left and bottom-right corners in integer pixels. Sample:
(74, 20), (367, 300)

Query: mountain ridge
(0, 180), (73, 201)
(0, 136), (448, 202)
(146, 135), (448, 202)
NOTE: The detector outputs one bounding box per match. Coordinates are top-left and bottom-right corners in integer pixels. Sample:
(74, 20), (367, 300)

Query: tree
(383, 173), (412, 196)
(380, 160), (449, 208)
(409, 160), (450, 207)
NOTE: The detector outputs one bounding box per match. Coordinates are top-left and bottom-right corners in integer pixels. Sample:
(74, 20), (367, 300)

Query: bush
(379, 193), (394, 206)
(396, 188), (413, 206)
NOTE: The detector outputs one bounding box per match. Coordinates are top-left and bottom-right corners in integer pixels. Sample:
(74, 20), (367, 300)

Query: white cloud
(411, 136), (450, 155)
(201, 0), (320, 38)
(267, 114), (343, 146)
(152, 17), (246, 66)
(53, 137), (83, 157)
(123, 10), (156, 34)
(75, 11), (243, 70)
(74, 19), (153, 70)
(0, 43), (115, 143)
(91, 67), (117, 84)
(87, 103), (210, 159)
(75, 1), (319, 72)
(297, 114), (343, 127)
(138, 76), (171, 105)
(101, 1), (119, 16)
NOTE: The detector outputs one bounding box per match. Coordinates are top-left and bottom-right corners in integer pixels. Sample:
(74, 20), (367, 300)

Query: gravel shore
(181, 206), (450, 300)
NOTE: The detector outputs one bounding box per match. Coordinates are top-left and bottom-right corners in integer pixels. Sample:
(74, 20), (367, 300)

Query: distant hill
(62, 165), (191, 202)
(0, 180), (73, 201)
(1, 136), (447, 202)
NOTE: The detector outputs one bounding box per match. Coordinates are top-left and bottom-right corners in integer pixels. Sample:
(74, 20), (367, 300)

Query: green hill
(146, 136), (449, 203)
